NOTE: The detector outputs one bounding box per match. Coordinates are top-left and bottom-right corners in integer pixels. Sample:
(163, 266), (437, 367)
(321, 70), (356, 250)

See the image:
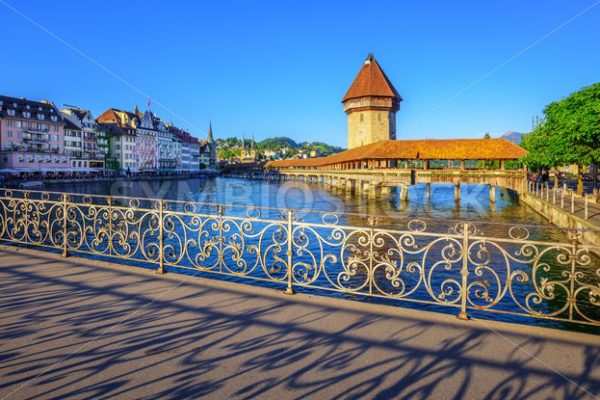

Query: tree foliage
(520, 123), (562, 170)
(521, 82), (600, 193)
(257, 137), (298, 151)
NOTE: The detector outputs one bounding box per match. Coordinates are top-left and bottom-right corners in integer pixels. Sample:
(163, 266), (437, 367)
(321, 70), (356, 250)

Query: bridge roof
(265, 138), (527, 168)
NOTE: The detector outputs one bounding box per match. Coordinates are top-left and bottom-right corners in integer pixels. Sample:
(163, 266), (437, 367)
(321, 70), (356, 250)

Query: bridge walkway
(1, 247), (599, 399)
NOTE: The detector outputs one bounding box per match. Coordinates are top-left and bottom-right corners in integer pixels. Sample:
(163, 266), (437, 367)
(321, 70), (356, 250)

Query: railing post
(61, 193), (69, 258)
(561, 189), (565, 209)
(156, 199), (165, 274)
(568, 233), (578, 321)
(584, 194), (589, 220)
(107, 197), (113, 255)
(457, 222), (470, 320)
(552, 188), (556, 205)
(283, 210), (295, 295)
(571, 191), (575, 214)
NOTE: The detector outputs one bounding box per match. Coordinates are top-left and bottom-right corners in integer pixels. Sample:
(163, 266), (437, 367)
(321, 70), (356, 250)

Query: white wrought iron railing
(0, 188), (599, 327)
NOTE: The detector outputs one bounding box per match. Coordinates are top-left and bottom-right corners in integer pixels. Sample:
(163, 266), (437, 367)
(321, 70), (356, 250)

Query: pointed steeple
(133, 104), (140, 115)
(207, 121), (215, 144)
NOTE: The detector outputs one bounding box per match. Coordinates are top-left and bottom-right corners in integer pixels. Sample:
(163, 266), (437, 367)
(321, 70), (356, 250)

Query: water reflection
(44, 177), (554, 226)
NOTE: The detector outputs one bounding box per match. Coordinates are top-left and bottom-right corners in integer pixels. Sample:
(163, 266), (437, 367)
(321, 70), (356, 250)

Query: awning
(0, 168), (19, 175)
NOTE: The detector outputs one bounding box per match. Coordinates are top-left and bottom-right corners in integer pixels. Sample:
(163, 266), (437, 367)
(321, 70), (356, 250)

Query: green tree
(521, 82), (600, 194)
(218, 147), (240, 160)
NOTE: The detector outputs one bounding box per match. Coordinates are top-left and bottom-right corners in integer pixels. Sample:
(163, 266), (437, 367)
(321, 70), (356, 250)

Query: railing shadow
(1, 249), (599, 399)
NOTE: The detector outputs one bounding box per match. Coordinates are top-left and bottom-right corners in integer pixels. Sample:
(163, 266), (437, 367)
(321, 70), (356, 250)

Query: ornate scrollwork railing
(0, 188), (599, 327)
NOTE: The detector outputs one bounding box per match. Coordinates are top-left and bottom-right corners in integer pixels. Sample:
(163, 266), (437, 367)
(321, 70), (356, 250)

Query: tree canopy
(521, 82), (600, 193)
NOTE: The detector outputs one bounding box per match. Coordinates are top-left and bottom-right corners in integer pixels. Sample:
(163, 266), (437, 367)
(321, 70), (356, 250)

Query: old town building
(97, 108), (139, 173)
(137, 110), (159, 172)
(199, 122), (217, 169)
(61, 107), (106, 173)
(0, 95), (69, 176)
(1, 94), (213, 176)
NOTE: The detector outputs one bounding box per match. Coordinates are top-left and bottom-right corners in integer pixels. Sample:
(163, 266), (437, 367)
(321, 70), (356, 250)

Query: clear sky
(1, 0), (599, 147)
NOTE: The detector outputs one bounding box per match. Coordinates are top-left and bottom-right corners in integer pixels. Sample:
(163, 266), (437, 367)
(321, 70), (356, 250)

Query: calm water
(38, 177), (599, 333)
(44, 176), (551, 225)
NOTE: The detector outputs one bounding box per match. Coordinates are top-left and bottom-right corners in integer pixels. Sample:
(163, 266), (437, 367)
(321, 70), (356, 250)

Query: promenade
(1, 247), (599, 399)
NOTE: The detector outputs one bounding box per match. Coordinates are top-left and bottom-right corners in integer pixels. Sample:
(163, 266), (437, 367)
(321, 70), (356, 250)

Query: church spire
(207, 120), (215, 144)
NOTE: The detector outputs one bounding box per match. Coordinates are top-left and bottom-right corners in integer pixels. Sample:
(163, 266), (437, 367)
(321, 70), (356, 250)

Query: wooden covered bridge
(246, 138), (529, 202)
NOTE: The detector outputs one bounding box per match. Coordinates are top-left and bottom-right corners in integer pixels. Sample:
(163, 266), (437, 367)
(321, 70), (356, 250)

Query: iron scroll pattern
(0, 189), (599, 326)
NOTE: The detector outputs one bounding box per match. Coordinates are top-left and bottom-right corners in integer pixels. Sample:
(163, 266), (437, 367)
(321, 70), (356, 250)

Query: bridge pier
(372, 184), (382, 199)
(454, 183), (461, 201)
(400, 184), (409, 202)
(489, 184), (496, 203)
(357, 180), (366, 195)
(425, 183), (431, 200)
(346, 179), (356, 193)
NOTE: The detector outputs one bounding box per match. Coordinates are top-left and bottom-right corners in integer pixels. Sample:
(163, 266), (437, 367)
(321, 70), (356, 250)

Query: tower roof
(342, 54), (402, 103)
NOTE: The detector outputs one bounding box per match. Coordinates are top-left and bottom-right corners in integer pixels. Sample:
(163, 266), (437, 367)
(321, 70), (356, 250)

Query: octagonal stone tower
(342, 54), (402, 149)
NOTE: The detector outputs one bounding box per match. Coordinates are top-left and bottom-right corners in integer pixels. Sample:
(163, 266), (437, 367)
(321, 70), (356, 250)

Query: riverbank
(0, 170), (221, 189)
(520, 192), (600, 245)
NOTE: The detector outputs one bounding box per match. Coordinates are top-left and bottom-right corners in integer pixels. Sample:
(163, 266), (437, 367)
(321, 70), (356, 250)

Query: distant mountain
(501, 131), (524, 145)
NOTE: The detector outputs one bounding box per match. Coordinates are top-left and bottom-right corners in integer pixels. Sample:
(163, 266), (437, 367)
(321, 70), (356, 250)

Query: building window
(360, 113), (363, 122)
(7, 109), (15, 116)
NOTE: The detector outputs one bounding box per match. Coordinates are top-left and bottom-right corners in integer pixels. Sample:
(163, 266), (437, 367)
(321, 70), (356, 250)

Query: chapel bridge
(228, 137), (528, 202)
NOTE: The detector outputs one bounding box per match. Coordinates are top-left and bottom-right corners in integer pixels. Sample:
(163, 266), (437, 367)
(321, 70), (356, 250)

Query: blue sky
(1, 0), (599, 146)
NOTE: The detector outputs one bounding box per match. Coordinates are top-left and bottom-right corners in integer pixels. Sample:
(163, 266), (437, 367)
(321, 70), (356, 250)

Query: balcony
(23, 134), (49, 143)
(23, 127), (50, 134)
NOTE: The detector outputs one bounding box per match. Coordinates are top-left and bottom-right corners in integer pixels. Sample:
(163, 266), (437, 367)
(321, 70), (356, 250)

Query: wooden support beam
(400, 184), (409, 202)
(454, 183), (461, 201)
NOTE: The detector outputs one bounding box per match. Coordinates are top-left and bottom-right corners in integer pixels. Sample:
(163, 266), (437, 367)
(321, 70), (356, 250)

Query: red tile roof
(342, 55), (402, 103)
(265, 138), (527, 168)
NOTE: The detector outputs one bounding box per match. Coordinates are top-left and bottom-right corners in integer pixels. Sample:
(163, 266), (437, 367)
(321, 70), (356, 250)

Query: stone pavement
(529, 186), (600, 228)
(0, 247), (599, 400)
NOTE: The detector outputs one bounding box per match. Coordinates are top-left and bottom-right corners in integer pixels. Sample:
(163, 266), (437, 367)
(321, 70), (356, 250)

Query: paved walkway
(1, 247), (599, 400)
(530, 187), (600, 228)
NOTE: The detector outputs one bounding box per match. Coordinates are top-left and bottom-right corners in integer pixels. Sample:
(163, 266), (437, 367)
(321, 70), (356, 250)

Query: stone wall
(520, 193), (600, 246)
